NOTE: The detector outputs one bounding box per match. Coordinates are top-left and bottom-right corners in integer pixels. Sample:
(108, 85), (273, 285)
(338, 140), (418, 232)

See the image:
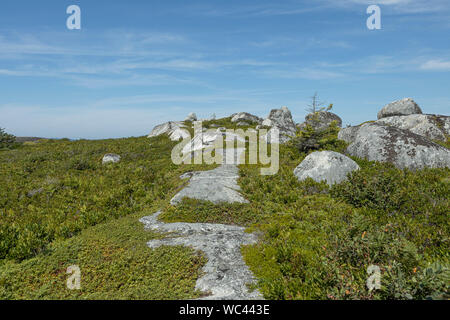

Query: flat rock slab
(170, 165), (249, 205)
(140, 211), (262, 300)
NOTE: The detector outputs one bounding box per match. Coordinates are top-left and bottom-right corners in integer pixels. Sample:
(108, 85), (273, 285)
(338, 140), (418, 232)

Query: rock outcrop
(293, 151), (360, 186)
(376, 114), (450, 142)
(170, 165), (249, 205)
(378, 98), (422, 119)
(338, 125), (364, 144)
(179, 128), (246, 164)
(231, 112), (262, 124)
(262, 106), (297, 143)
(345, 123), (450, 170)
(140, 211), (262, 300)
(148, 121), (190, 141)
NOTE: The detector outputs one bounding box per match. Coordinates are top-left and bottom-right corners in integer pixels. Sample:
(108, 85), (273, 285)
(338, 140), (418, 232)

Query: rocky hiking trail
(141, 100), (449, 300)
(140, 163), (262, 300)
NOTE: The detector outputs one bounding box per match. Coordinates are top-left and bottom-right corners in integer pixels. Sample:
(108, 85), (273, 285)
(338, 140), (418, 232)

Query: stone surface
(179, 128), (247, 164)
(261, 119), (272, 127)
(376, 114), (450, 142)
(102, 153), (121, 164)
(293, 151), (360, 186)
(346, 123), (450, 170)
(338, 125), (366, 144)
(148, 121), (190, 141)
(304, 111), (342, 131)
(262, 106), (296, 143)
(140, 211), (262, 300)
(170, 165), (249, 205)
(169, 128), (191, 141)
(231, 112), (262, 124)
(377, 98), (422, 119)
(185, 112), (198, 121)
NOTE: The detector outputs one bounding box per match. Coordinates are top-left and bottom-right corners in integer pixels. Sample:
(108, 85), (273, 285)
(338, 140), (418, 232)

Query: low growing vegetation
(0, 117), (448, 299)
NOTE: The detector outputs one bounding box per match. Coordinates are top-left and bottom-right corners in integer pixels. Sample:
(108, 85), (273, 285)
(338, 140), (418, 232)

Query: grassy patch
(0, 135), (206, 261)
(1, 119), (448, 300)
(0, 207), (206, 299)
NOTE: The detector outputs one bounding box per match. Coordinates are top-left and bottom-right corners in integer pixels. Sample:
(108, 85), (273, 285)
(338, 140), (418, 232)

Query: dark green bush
(0, 128), (16, 150)
(289, 121), (347, 154)
(330, 161), (449, 217)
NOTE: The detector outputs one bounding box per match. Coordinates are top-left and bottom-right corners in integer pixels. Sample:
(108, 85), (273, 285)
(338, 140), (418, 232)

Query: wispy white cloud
(321, 0), (450, 14)
(420, 59), (450, 71)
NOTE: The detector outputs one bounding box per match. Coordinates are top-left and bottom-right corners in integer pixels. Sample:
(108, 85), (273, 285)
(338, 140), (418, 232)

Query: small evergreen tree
(0, 127), (16, 149)
(293, 104), (346, 153)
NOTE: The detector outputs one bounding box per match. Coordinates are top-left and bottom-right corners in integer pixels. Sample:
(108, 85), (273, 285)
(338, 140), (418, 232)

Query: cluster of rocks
(147, 107), (300, 161)
(148, 121), (191, 142)
(293, 98), (449, 185)
(338, 98), (450, 171)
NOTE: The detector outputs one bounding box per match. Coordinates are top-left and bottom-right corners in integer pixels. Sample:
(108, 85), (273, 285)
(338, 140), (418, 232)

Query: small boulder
(293, 151), (360, 186)
(377, 98), (422, 119)
(346, 123), (450, 170)
(102, 153), (121, 164)
(185, 112), (198, 122)
(304, 111), (342, 131)
(231, 112), (262, 124)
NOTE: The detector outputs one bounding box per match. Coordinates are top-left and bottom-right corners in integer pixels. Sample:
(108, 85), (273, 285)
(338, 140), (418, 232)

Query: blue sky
(0, 0), (449, 139)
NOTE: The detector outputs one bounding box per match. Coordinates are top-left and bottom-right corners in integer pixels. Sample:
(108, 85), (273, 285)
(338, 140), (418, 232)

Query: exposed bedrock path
(170, 164), (249, 205)
(140, 160), (262, 299)
(140, 211), (262, 300)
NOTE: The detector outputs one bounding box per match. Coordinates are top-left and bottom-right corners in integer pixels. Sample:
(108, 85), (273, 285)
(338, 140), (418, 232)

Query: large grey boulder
(303, 111), (342, 131)
(376, 114), (450, 142)
(185, 112), (198, 121)
(346, 123), (450, 170)
(378, 98), (422, 119)
(338, 125), (364, 144)
(262, 106), (297, 143)
(148, 121), (190, 141)
(102, 153), (121, 164)
(293, 151), (360, 186)
(231, 112), (262, 124)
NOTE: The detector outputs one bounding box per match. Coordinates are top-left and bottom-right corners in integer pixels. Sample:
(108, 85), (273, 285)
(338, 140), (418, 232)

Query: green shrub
(0, 135), (187, 261)
(0, 128), (16, 150)
(289, 121), (346, 154)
